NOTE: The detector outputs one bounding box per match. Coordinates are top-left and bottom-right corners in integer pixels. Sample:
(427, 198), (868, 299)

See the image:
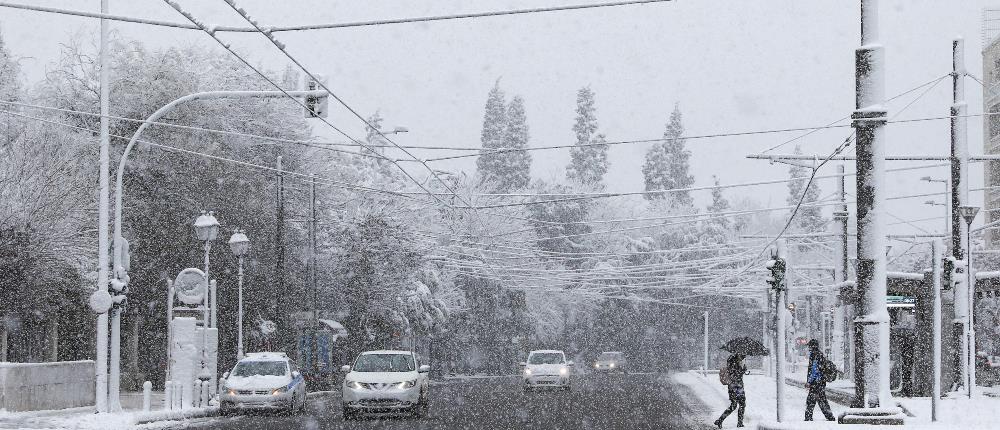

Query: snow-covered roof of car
(242, 352), (289, 361)
(528, 349), (565, 354)
(360, 350), (413, 355)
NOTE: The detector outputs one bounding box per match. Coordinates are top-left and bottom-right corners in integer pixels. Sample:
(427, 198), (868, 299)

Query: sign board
(886, 295), (916, 308)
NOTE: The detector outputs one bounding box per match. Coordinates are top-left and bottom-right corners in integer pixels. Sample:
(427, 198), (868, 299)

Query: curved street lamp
(193, 211), (219, 382)
(228, 230), (250, 359)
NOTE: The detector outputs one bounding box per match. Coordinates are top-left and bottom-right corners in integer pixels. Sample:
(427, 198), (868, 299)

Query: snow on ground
(673, 370), (1000, 430)
(0, 406), (217, 430)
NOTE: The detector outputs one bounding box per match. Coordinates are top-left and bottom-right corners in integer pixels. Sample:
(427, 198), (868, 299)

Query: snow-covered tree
(786, 145), (826, 232)
(500, 95), (532, 190)
(566, 87), (608, 187)
(642, 104), (694, 207)
(476, 81), (509, 190)
(702, 176), (732, 244)
(0, 33), (18, 103)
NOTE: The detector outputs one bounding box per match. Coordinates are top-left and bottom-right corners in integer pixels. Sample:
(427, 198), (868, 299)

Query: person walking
(804, 339), (835, 421)
(714, 353), (747, 428)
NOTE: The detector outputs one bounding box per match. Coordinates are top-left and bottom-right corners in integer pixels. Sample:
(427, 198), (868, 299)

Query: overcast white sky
(1, 0), (995, 237)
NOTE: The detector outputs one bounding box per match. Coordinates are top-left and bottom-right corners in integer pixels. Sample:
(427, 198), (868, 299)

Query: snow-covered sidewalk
(0, 394), (218, 430)
(673, 370), (1000, 430)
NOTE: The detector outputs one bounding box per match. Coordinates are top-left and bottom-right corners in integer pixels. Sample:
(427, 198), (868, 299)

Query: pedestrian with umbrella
(714, 337), (769, 428)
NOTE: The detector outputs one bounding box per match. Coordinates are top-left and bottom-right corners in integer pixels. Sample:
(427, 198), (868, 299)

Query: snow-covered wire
(0, 1), (671, 32)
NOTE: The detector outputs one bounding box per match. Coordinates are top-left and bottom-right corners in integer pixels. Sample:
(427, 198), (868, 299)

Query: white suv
(522, 349), (573, 392)
(341, 350), (430, 419)
(220, 352), (307, 414)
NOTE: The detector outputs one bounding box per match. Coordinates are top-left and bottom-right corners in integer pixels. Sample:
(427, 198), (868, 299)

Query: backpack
(719, 363), (731, 385)
(820, 358), (838, 382)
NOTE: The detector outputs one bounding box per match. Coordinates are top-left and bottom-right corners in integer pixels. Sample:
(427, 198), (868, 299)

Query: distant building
(983, 9), (1000, 248)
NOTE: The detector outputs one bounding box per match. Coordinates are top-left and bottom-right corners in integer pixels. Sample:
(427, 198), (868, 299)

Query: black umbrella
(720, 337), (770, 356)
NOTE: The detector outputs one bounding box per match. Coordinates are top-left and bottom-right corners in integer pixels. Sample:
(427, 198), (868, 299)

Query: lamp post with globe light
(228, 230), (250, 360)
(959, 205), (980, 398)
(193, 211), (219, 382)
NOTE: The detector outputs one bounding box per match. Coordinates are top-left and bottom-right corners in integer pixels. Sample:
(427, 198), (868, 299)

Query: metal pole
(951, 36), (970, 395)
(967, 220), (976, 398)
(95, 0), (110, 413)
(166, 280), (173, 387)
(202, 240), (211, 379)
(853, 0), (891, 408)
(275, 156), (284, 318)
(835, 164), (852, 378)
(237, 255), (244, 359)
(703, 311), (709, 376)
(775, 239), (787, 422)
(932, 239), (942, 421)
(310, 175), (317, 315)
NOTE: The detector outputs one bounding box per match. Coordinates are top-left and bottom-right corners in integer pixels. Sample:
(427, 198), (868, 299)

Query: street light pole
(105, 89), (325, 404)
(194, 211), (220, 384)
(959, 205), (980, 398)
(95, 0), (111, 413)
(228, 230), (250, 360)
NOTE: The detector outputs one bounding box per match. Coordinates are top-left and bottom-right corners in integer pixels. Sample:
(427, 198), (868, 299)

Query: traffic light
(765, 257), (786, 291)
(303, 75), (329, 118)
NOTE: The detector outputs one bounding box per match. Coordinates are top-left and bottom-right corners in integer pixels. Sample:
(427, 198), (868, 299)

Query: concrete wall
(0, 360), (95, 412)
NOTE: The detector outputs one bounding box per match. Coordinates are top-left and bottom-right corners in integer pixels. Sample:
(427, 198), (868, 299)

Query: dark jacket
(727, 355), (747, 387)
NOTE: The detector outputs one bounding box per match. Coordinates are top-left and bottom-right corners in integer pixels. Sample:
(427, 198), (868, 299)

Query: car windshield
(353, 354), (415, 372)
(528, 353), (564, 364)
(599, 352), (623, 361)
(232, 360), (287, 377)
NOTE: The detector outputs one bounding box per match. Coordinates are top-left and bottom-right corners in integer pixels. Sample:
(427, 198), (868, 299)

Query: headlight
(271, 386), (288, 396)
(346, 380), (364, 390)
(227, 389), (237, 395)
(397, 379), (417, 389)
(595, 364), (599, 368)
(610, 363), (615, 368)
(524, 368), (532, 375)
(559, 367), (568, 375)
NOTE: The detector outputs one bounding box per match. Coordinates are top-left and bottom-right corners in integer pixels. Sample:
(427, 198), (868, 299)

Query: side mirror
(418, 365), (430, 373)
(567, 361), (575, 366)
(292, 370), (300, 378)
(222, 372), (230, 379)
(341, 365), (351, 373)
(519, 362), (527, 367)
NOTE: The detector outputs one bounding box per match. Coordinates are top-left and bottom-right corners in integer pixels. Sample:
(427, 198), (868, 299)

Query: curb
(132, 406), (219, 425)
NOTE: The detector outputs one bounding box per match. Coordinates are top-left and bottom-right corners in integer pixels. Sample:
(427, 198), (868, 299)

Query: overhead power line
(0, 0), (671, 32)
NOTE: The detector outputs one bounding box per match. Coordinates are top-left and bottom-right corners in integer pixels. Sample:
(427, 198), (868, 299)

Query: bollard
(142, 381), (152, 411)
(164, 381), (173, 411)
(200, 380), (210, 408)
(174, 381), (182, 409)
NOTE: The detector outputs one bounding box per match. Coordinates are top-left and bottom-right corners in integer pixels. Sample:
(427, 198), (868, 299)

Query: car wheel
(413, 395), (429, 418)
(342, 406), (356, 420)
(524, 386), (532, 393)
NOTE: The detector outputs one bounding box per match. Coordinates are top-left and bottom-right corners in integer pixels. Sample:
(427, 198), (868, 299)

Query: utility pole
(95, 0), (111, 414)
(932, 239), (943, 421)
(834, 164), (853, 379)
(768, 239), (788, 422)
(310, 175), (317, 314)
(950, 36), (970, 394)
(852, 0), (892, 409)
(275, 156), (285, 318)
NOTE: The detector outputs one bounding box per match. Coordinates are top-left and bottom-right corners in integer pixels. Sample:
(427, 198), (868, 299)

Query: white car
(341, 350), (430, 419)
(522, 349), (574, 392)
(219, 352), (307, 414)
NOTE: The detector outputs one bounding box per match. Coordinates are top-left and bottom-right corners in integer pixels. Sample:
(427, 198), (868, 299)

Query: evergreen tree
(0, 33), (19, 103)
(703, 176), (732, 244)
(501, 95), (532, 191)
(566, 87), (608, 187)
(476, 81), (508, 190)
(786, 145), (826, 232)
(642, 104), (694, 207)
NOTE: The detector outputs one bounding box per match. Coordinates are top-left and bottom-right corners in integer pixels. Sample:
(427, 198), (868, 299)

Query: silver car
(219, 352), (307, 414)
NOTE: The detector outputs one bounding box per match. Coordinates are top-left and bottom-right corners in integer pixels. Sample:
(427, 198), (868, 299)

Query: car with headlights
(219, 352), (307, 415)
(341, 350), (430, 419)
(594, 351), (627, 373)
(521, 349), (573, 392)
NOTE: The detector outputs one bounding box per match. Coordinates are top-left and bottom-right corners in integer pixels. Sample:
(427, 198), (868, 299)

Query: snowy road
(154, 372), (715, 430)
